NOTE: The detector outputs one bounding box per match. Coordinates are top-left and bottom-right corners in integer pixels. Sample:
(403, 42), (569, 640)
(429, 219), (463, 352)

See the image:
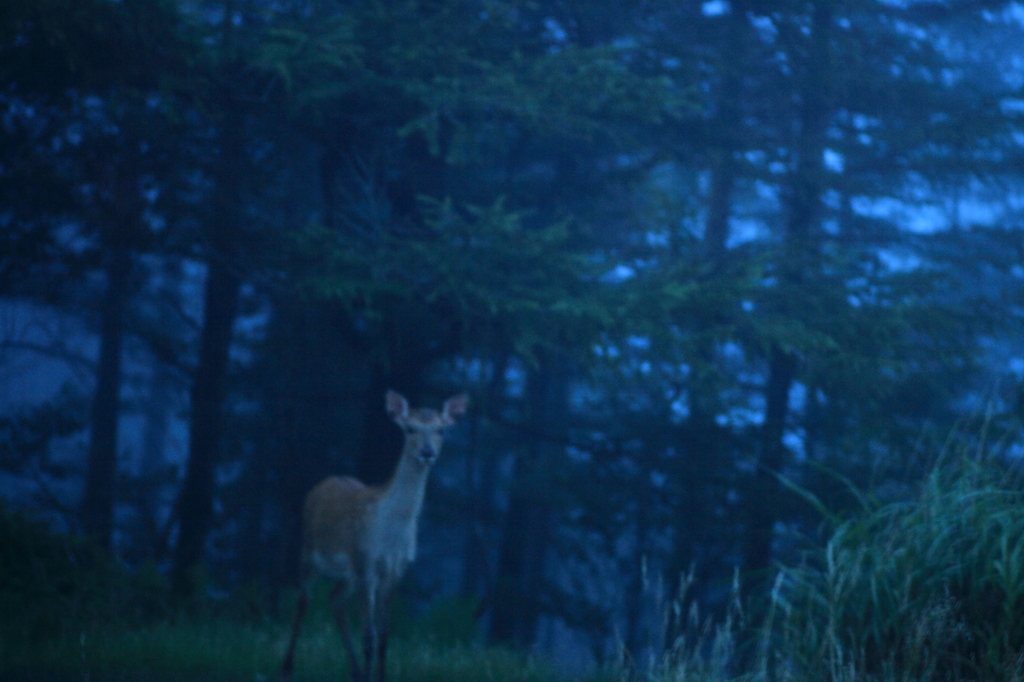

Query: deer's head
(387, 390), (468, 466)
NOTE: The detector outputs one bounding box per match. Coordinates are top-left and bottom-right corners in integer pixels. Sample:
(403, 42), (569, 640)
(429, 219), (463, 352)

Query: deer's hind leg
(279, 582), (308, 682)
(330, 580), (365, 682)
(372, 587), (394, 682)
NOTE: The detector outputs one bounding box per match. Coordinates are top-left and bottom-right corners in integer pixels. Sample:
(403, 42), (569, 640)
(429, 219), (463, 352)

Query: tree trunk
(704, 149), (737, 263)
(170, 100), (244, 596)
(488, 354), (565, 648)
(741, 344), (797, 582)
(488, 487), (551, 647)
(461, 350), (509, 597)
(271, 302), (366, 589)
(702, 0), (747, 264)
(741, 0), (832, 589)
(356, 362), (416, 486)
(624, 497), (653, 666)
(662, 412), (725, 647)
(663, 0), (748, 640)
(80, 240), (131, 551)
(171, 256), (241, 595)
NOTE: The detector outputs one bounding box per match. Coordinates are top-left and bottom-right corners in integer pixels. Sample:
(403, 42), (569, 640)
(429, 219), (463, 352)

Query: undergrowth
(0, 502), (171, 642)
(0, 618), (571, 682)
(5, 435), (1024, 682)
(0, 502), (585, 681)
(642, 441), (1024, 682)
(767, 453), (1024, 682)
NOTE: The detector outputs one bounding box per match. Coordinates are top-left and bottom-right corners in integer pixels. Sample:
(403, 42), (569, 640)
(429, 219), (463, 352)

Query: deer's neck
(375, 454), (430, 527)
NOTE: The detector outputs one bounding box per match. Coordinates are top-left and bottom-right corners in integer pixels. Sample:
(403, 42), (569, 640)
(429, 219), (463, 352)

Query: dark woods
(2, 0), (1024, 670)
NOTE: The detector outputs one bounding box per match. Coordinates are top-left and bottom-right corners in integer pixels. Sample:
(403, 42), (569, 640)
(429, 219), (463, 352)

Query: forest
(2, 0), (1024, 680)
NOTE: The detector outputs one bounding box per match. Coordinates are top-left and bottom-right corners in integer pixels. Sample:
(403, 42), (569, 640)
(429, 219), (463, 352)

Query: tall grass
(641, 568), (745, 682)
(771, 454), (1024, 682)
(647, 437), (1024, 682)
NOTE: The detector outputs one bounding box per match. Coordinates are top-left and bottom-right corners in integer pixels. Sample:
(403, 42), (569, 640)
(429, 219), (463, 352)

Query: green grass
(2, 619), (279, 682)
(0, 502), (593, 682)
(0, 617), (590, 682)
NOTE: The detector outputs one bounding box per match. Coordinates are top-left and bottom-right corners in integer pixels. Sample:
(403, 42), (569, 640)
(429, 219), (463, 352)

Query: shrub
(770, 455), (1024, 682)
(0, 500), (172, 642)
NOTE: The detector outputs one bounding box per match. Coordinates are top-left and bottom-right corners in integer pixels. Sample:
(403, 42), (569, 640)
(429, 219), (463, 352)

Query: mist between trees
(2, 0), (1024, 674)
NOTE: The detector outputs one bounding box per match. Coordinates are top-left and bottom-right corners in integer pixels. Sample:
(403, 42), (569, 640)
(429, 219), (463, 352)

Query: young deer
(280, 390), (468, 682)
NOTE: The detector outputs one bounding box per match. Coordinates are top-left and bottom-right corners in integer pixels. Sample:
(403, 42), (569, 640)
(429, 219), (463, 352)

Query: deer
(280, 389), (469, 682)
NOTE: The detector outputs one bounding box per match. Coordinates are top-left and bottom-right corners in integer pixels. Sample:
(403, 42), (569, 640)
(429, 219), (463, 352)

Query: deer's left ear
(386, 390), (409, 422)
(442, 394), (469, 424)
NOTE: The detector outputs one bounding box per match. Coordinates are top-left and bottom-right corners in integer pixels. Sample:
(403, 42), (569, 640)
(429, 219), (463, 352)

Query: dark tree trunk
(488, 354), (565, 648)
(461, 350), (509, 597)
(741, 344), (797, 582)
(488, 488), (551, 647)
(704, 149), (737, 263)
(354, 308), (459, 486)
(740, 0), (832, 590)
(662, 412), (726, 647)
(319, 142), (340, 233)
(461, 396), (487, 596)
(662, 0), (748, 640)
(624, 497), (652, 663)
(271, 302), (366, 589)
(170, 100), (244, 596)
(356, 363), (415, 486)
(171, 256), (241, 595)
(701, 0), (747, 264)
(80, 240), (131, 551)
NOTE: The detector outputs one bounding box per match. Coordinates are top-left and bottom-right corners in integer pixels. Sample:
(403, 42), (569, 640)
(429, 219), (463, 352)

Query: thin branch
(0, 339), (95, 372)
(29, 463), (81, 534)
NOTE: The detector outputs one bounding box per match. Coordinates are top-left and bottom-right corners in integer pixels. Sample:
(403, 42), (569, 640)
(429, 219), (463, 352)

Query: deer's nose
(419, 445), (437, 462)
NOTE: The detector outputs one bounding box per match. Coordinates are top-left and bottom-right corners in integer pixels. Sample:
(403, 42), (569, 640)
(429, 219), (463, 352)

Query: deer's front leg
(361, 607), (379, 682)
(360, 581), (394, 682)
(330, 581), (364, 682)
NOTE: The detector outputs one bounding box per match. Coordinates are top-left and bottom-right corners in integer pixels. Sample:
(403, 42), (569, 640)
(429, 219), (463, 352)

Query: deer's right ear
(386, 390), (409, 422)
(442, 393), (469, 424)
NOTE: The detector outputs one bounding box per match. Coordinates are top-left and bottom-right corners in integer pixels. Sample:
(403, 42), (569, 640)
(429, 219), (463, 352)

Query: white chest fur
(363, 486), (424, 586)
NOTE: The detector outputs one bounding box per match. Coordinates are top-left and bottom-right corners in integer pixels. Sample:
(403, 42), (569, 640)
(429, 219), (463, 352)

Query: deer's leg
(330, 580), (364, 682)
(374, 589), (394, 682)
(362, 604), (377, 682)
(362, 584), (390, 682)
(280, 584), (308, 682)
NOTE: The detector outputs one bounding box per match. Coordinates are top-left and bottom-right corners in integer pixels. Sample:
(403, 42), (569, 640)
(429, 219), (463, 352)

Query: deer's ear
(442, 394), (469, 424)
(386, 390), (409, 422)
